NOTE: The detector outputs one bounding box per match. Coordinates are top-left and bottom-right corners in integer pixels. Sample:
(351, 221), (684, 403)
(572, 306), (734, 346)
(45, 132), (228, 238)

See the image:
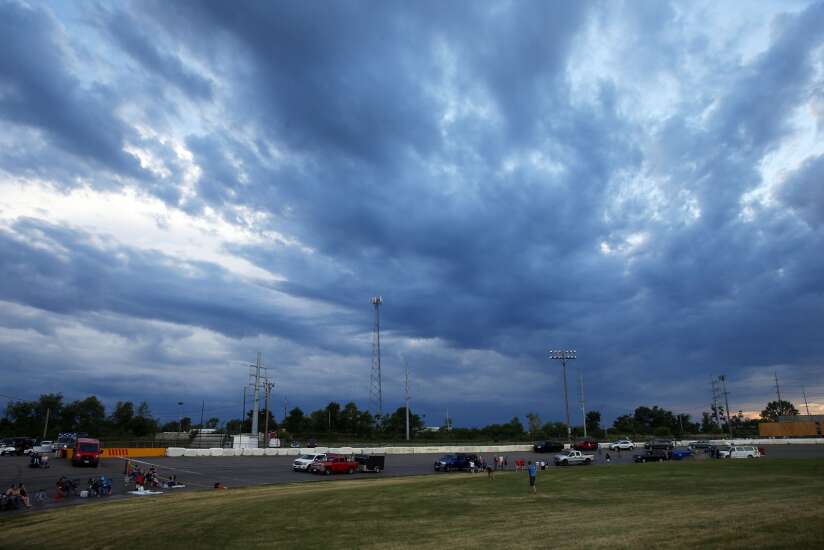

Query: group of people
(126, 463), (181, 490)
(28, 452), (50, 468)
(1, 484), (31, 509)
(86, 475), (113, 497)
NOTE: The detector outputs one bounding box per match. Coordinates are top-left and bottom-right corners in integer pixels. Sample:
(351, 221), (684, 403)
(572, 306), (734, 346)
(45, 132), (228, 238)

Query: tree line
(1, 393), (803, 442)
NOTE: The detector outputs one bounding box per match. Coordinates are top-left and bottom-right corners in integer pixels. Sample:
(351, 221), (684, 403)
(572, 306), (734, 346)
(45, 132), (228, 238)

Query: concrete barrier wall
(66, 447), (168, 460)
(160, 438), (824, 457)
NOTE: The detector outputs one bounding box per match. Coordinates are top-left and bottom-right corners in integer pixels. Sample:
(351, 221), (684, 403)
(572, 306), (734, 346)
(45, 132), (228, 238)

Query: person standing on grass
(527, 460), (537, 494)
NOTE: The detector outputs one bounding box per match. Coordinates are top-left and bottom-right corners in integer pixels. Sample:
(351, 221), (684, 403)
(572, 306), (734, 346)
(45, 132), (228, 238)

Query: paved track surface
(2, 444), (822, 513)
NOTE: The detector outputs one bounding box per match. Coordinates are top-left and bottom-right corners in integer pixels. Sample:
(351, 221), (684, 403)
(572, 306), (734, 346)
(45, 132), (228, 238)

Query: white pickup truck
(292, 453), (328, 472)
(553, 449), (594, 466)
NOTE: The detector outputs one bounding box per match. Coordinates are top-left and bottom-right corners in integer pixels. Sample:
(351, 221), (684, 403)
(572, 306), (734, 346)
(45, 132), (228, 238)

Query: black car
(534, 441), (564, 453)
(434, 453), (482, 472)
(633, 449), (671, 463)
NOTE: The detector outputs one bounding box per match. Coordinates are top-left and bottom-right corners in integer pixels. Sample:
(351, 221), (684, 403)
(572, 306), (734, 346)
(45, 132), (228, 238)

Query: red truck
(310, 455), (359, 475)
(71, 437), (103, 467)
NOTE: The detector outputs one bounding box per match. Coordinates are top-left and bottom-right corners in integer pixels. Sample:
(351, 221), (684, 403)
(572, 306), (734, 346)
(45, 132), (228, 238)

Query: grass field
(2, 459), (823, 549)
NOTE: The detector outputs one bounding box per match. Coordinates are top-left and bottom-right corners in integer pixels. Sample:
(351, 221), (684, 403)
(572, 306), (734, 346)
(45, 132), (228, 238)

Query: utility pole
(802, 386), (811, 416)
(404, 358), (411, 441)
(200, 400), (205, 429)
(177, 401), (185, 433)
(578, 369), (587, 439)
(774, 372), (783, 405)
(263, 381), (274, 448)
(719, 375), (733, 440)
(241, 387), (247, 435)
(549, 349), (576, 443)
(42, 408), (50, 440)
(251, 352), (263, 438)
(283, 397), (288, 424)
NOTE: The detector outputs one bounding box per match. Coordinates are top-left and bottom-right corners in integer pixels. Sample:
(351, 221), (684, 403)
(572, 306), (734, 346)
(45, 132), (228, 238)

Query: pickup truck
(553, 449), (594, 466)
(292, 453), (327, 471)
(310, 455), (359, 475)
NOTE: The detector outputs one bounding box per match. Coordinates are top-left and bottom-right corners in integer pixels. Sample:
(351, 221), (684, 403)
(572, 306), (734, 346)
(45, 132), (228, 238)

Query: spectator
(527, 461), (538, 494)
(17, 484), (31, 508)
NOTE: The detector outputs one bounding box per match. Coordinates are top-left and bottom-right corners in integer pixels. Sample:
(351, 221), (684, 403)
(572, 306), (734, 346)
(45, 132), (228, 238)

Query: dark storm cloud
(0, 218), (333, 344)
(0, 0), (141, 176)
(101, 9), (214, 101)
(2, 1), (824, 424)
(780, 154), (824, 229)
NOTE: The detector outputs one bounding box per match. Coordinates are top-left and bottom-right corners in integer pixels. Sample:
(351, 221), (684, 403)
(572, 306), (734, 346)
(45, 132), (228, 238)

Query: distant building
(759, 415), (823, 437)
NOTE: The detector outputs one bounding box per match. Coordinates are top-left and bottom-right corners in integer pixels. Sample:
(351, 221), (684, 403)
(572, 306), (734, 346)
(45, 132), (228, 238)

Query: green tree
(205, 417), (220, 429)
(585, 411), (601, 434)
(526, 412), (542, 438)
(760, 400), (799, 421)
(283, 407), (307, 434)
(613, 414), (637, 434)
(110, 401), (135, 431)
(701, 411), (720, 433)
(381, 406), (423, 438)
(540, 421), (567, 438)
(60, 396), (106, 434)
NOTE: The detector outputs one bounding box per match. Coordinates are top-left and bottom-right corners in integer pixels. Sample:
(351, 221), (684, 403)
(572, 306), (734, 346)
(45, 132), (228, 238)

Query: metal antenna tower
(711, 378), (723, 428)
(774, 372), (783, 404)
(369, 296), (383, 419)
(719, 375), (733, 439)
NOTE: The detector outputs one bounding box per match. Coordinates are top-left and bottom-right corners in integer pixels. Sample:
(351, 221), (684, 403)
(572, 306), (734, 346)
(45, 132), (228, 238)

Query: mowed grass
(2, 459), (823, 549)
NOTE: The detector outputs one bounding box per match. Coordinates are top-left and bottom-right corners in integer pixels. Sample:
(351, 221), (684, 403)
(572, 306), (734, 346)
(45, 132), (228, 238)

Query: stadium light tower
(549, 349), (576, 442)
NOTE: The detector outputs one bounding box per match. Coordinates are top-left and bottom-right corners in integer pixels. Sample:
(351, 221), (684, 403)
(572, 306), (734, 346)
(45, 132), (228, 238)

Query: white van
(727, 446), (760, 459)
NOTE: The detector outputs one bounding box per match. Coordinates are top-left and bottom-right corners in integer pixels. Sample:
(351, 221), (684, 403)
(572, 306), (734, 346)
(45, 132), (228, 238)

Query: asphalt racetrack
(2, 444), (823, 512)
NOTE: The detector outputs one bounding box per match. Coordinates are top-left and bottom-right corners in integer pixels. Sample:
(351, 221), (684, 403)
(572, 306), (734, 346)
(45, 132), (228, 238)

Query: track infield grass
(2, 459), (823, 549)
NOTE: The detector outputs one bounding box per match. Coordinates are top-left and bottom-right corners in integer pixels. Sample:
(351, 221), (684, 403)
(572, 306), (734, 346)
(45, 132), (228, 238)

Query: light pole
(549, 349), (576, 443)
(177, 401), (184, 433)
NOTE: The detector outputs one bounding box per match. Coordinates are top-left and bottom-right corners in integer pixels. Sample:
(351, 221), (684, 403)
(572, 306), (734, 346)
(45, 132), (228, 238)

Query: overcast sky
(1, 0), (823, 428)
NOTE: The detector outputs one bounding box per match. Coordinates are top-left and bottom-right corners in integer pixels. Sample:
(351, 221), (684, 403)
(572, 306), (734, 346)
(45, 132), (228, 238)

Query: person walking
(527, 460), (538, 494)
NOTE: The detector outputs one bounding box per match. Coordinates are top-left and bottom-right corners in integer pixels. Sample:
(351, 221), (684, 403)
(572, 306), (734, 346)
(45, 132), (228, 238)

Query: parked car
(633, 449), (671, 463)
(71, 437), (102, 467)
(726, 446), (760, 459)
(434, 453), (481, 472)
(292, 453), (328, 471)
(609, 440), (635, 451)
(33, 440), (54, 453)
(310, 455), (359, 475)
(553, 450), (594, 466)
(8, 437), (36, 456)
(689, 441), (712, 450)
(534, 441), (564, 453)
(646, 439), (675, 450)
(572, 440), (599, 451)
(670, 448), (693, 460)
(712, 445), (733, 458)
(0, 439), (16, 456)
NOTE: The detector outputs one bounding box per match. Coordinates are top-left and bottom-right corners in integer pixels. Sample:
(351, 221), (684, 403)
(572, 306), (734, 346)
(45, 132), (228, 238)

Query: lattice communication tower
(369, 296), (383, 419)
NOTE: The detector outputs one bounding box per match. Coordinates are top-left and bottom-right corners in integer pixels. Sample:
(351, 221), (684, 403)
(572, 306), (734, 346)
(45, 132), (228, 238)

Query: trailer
(354, 454), (385, 473)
